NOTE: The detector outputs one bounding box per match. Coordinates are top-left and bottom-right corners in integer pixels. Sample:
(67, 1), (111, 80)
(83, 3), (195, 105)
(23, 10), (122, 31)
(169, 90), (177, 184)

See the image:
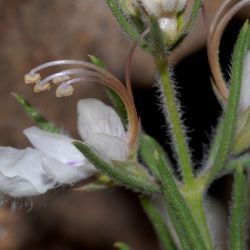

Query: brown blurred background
(0, 0), (249, 249)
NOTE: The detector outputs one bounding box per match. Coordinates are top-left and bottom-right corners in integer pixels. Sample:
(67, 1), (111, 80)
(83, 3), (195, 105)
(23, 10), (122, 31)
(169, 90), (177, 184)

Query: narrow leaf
(207, 21), (250, 183)
(171, 0), (202, 49)
(228, 165), (248, 250)
(139, 133), (170, 180)
(155, 151), (207, 250)
(73, 142), (159, 194)
(140, 197), (177, 250)
(225, 154), (250, 172)
(106, 0), (147, 49)
(12, 93), (59, 133)
(88, 55), (106, 68)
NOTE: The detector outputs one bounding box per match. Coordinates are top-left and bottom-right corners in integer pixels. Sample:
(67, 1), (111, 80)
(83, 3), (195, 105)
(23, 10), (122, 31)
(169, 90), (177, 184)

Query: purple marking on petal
(67, 160), (82, 167)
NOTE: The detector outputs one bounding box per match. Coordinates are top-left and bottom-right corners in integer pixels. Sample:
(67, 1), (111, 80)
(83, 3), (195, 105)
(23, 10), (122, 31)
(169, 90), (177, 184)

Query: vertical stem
(228, 165), (248, 250)
(184, 190), (214, 250)
(156, 59), (194, 186)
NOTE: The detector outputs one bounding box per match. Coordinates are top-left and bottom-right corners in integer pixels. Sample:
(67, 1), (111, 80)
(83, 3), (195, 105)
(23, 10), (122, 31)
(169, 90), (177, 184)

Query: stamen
(24, 73), (41, 85)
(28, 60), (122, 87)
(26, 59), (140, 149)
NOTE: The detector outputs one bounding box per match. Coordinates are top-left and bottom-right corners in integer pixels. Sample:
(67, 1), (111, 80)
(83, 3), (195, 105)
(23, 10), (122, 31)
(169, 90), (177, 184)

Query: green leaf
(139, 133), (170, 180)
(206, 21), (250, 183)
(73, 142), (159, 194)
(155, 150), (207, 250)
(74, 182), (108, 192)
(114, 242), (131, 250)
(88, 55), (107, 69)
(106, 0), (147, 48)
(12, 93), (59, 133)
(228, 165), (248, 250)
(140, 197), (177, 250)
(171, 0), (202, 49)
(225, 154), (250, 172)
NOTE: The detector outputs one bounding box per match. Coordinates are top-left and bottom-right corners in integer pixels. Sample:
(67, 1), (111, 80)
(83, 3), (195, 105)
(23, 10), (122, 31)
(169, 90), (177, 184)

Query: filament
(207, 0), (250, 102)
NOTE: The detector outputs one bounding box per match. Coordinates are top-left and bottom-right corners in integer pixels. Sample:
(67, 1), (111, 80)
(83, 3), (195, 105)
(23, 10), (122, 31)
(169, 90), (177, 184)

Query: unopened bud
(24, 73), (41, 85)
(33, 83), (51, 93)
(56, 85), (74, 97)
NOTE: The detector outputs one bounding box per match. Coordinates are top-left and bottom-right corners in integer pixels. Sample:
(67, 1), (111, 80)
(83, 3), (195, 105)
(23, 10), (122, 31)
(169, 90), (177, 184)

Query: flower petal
(42, 157), (97, 184)
(85, 134), (128, 162)
(0, 147), (54, 197)
(240, 51), (250, 110)
(77, 99), (126, 141)
(24, 127), (85, 167)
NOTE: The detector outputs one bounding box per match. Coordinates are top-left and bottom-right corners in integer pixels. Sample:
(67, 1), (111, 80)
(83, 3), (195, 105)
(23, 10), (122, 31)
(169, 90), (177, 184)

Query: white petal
(24, 127), (85, 167)
(240, 52), (250, 110)
(42, 157), (97, 184)
(0, 147), (54, 197)
(86, 134), (129, 162)
(161, 0), (186, 13)
(77, 99), (126, 140)
(141, 0), (161, 16)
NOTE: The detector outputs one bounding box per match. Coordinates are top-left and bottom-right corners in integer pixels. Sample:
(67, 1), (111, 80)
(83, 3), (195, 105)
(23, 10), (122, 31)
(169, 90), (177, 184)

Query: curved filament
(125, 27), (150, 101)
(207, 0), (250, 102)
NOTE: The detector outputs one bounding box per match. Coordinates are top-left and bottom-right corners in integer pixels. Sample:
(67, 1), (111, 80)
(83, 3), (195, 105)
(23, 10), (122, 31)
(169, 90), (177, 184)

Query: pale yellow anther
(52, 76), (71, 85)
(56, 85), (74, 97)
(33, 83), (51, 93)
(24, 73), (41, 85)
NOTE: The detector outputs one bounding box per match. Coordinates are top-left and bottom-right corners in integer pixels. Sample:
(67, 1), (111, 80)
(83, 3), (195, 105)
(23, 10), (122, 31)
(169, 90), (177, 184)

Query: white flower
(129, 0), (187, 39)
(0, 98), (128, 197)
(240, 51), (250, 111)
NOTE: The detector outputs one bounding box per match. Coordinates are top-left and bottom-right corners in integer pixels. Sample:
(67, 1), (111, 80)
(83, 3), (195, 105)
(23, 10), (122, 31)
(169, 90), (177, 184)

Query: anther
(56, 85), (74, 97)
(33, 82), (51, 93)
(24, 73), (41, 85)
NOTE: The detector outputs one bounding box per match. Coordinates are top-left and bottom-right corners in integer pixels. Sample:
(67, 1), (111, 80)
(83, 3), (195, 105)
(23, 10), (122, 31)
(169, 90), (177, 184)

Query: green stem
(140, 197), (177, 250)
(183, 189), (214, 250)
(228, 164), (248, 250)
(156, 59), (194, 186)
